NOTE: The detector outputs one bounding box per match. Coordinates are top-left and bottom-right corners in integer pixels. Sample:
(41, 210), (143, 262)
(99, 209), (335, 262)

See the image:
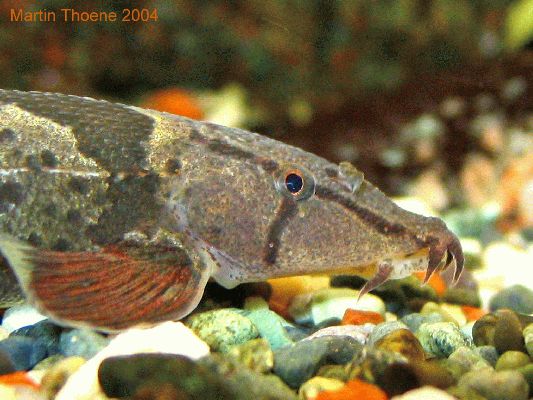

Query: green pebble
(416, 322), (473, 358)
(316, 364), (348, 381)
(185, 308), (259, 352)
(495, 351), (531, 371)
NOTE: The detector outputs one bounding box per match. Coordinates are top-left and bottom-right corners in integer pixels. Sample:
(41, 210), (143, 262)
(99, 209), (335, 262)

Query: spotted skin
(0, 90), (463, 331)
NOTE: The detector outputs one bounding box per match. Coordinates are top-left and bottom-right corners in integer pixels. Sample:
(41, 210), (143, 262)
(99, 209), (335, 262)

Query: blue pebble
(273, 336), (363, 388)
(10, 320), (62, 356)
(0, 336), (47, 371)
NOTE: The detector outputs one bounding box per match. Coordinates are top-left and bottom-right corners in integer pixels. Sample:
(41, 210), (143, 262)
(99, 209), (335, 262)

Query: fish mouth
(422, 226), (464, 285)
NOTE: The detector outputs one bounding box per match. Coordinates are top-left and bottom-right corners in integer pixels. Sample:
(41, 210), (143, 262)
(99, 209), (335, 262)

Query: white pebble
(391, 386), (457, 399)
(1, 304), (47, 333)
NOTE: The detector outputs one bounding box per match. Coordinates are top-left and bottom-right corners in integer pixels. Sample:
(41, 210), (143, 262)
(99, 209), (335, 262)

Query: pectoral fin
(0, 232), (210, 331)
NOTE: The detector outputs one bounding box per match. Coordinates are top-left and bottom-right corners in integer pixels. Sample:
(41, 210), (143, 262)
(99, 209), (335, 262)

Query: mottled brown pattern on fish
(0, 89), (463, 328)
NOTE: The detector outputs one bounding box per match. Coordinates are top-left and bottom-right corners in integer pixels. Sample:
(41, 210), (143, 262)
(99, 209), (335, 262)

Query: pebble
(315, 378), (388, 400)
(457, 368), (529, 400)
(185, 308), (259, 352)
(0, 327), (8, 341)
(59, 329), (110, 359)
(298, 376), (345, 400)
(10, 320), (62, 357)
(99, 353), (235, 399)
(304, 324), (373, 345)
(40, 356), (86, 399)
(446, 346), (491, 377)
(489, 285), (533, 314)
(373, 329), (426, 362)
(0, 350), (16, 375)
(55, 322), (209, 400)
(0, 337), (47, 371)
(476, 345), (499, 367)
(420, 302), (465, 326)
(518, 363), (533, 397)
(472, 309), (527, 353)
(442, 287), (482, 307)
(244, 308), (293, 350)
(391, 386), (457, 400)
(416, 322), (473, 358)
(401, 312), (444, 333)
(200, 353), (298, 400)
(226, 338), (273, 373)
(288, 288), (385, 326)
(495, 351), (531, 371)
(341, 309), (384, 325)
(367, 321), (409, 347)
(273, 336), (363, 388)
(1, 305), (47, 333)
(524, 323), (533, 358)
(32, 354), (65, 371)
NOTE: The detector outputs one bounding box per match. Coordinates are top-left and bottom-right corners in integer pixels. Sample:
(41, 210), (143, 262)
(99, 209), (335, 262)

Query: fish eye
(276, 167), (315, 201)
(285, 173), (303, 194)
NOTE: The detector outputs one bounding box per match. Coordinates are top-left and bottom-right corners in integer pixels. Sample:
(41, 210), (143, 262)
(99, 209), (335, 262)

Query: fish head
(173, 125), (463, 290)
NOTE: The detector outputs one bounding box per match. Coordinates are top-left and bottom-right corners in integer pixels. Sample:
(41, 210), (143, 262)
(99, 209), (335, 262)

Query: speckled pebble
(0, 336), (47, 371)
(298, 376), (345, 400)
(226, 338), (273, 373)
(495, 351), (531, 371)
(416, 322), (473, 358)
(185, 308), (259, 352)
(59, 329), (110, 359)
(288, 288), (385, 326)
(490, 285), (533, 314)
(0, 349), (15, 375)
(391, 386), (457, 400)
(457, 368), (529, 400)
(244, 308), (293, 350)
(524, 323), (533, 358)
(273, 336), (363, 388)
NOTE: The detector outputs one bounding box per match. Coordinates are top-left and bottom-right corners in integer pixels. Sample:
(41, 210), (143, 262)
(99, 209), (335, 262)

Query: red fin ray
(0, 233), (210, 331)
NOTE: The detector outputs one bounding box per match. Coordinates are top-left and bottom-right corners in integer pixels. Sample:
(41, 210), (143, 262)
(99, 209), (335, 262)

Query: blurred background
(0, 0), (531, 251)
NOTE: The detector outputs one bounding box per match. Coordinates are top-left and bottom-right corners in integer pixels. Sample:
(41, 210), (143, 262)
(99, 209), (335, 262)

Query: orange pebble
(341, 309), (384, 325)
(413, 271), (447, 296)
(141, 88), (203, 120)
(0, 371), (40, 389)
(461, 305), (486, 321)
(316, 379), (388, 400)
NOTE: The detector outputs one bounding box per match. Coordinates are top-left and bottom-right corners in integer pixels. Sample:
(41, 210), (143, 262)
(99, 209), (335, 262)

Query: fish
(0, 89), (463, 331)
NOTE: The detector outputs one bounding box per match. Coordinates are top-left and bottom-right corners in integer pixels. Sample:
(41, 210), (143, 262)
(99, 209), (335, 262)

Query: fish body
(0, 90), (463, 331)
